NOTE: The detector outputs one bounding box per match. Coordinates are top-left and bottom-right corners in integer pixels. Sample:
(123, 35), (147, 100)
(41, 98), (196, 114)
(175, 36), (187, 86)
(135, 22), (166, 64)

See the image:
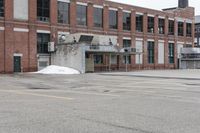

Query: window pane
(148, 41), (154, 64)
(168, 43), (174, 64)
(37, 0), (50, 22)
(94, 8), (103, 27)
(58, 1), (69, 24)
(136, 14), (143, 32)
(168, 20), (174, 35)
(158, 18), (165, 34)
(109, 10), (118, 29)
(77, 5), (87, 26)
(178, 22), (184, 36)
(0, 0), (4, 17)
(37, 33), (50, 54)
(94, 55), (103, 64)
(148, 17), (154, 33)
(123, 12), (131, 31)
(186, 23), (192, 37)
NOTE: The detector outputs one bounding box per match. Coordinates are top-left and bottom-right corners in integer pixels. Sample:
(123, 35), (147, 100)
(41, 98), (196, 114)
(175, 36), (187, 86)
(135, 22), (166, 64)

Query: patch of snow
(35, 65), (80, 75)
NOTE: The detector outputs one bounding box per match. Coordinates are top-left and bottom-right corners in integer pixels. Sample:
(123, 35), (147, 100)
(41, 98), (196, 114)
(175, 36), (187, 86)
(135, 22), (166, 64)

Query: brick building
(195, 15), (200, 47)
(0, 0), (195, 73)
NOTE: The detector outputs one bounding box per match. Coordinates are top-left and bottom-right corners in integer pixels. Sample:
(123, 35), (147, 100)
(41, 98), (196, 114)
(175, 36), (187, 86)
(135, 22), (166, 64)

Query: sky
(110, 0), (200, 15)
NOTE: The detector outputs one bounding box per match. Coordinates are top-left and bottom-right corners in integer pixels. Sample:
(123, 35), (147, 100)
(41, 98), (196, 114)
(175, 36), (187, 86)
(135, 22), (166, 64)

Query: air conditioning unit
(48, 42), (55, 52)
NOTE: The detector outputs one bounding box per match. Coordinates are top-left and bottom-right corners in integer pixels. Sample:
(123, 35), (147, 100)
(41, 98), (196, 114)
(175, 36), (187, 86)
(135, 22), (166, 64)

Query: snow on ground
(35, 65), (80, 75)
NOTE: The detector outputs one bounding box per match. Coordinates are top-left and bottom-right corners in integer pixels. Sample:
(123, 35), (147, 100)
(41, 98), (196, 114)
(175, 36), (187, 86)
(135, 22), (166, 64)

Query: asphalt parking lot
(1, 70), (200, 133)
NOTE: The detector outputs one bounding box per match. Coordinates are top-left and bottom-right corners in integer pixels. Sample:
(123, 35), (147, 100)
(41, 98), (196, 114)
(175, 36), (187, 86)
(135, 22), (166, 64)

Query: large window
(148, 41), (154, 64)
(136, 14), (143, 32)
(0, 0), (4, 17)
(58, 1), (69, 24)
(37, 33), (50, 54)
(158, 18), (165, 34)
(77, 5), (87, 26)
(168, 20), (174, 35)
(37, 0), (50, 22)
(123, 12), (131, 31)
(93, 8), (103, 28)
(148, 17), (154, 33)
(186, 23), (192, 37)
(178, 22), (184, 36)
(109, 10), (118, 29)
(168, 43), (174, 64)
(94, 54), (103, 64)
(123, 39), (131, 64)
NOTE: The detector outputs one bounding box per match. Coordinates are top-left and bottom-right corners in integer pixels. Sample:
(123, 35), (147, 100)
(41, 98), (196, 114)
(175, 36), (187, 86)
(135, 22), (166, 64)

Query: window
(158, 18), (165, 34)
(37, 0), (50, 22)
(94, 55), (103, 64)
(37, 33), (50, 54)
(136, 14), (143, 32)
(77, 5), (87, 26)
(123, 12), (131, 31)
(148, 41), (154, 64)
(58, 1), (69, 24)
(123, 39), (131, 48)
(123, 39), (131, 64)
(148, 17), (154, 33)
(168, 20), (174, 35)
(178, 22), (184, 36)
(186, 23), (192, 37)
(168, 43), (174, 63)
(93, 8), (103, 27)
(0, 0), (4, 17)
(109, 10), (118, 29)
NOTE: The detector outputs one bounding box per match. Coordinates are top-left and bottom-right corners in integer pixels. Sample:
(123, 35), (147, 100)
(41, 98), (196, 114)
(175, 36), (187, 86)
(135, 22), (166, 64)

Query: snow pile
(35, 65), (80, 75)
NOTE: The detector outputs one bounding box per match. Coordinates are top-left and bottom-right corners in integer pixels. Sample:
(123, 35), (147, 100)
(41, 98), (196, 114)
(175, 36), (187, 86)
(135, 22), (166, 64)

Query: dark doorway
(14, 56), (21, 72)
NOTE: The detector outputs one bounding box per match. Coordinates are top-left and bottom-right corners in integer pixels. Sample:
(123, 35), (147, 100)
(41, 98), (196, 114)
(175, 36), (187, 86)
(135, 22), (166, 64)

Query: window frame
(109, 10), (118, 29)
(123, 12), (131, 31)
(93, 7), (103, 28)
(0, 0), (4, 17)
(57, 1), (69, 24)
(158, 18), (165, 34)
(76, 4), (87, 26)
(148, 16), (154, 33)
(168, 43), (174, 64)
(136, 14), (143, 32)
(37, 33), (50, 54)
(148, 41), (155, 64)
(94, 54), (103, 64)
(37, 0), (50, 22)
(168, 20), (174, 35)
(186, 23), (192, 37)
(178, 22), (184, 36)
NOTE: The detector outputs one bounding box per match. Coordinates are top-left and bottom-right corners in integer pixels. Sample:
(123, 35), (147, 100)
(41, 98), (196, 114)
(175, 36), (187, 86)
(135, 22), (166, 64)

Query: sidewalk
(101, 69), (200, 80)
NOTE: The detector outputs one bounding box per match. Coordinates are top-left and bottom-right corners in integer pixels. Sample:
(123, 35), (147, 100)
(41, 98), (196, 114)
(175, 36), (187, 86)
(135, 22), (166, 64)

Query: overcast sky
(110, 0), (200, 15)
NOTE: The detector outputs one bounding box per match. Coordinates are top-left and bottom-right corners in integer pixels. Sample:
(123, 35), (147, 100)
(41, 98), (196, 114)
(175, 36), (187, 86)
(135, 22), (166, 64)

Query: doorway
(14, 56), (21, 72)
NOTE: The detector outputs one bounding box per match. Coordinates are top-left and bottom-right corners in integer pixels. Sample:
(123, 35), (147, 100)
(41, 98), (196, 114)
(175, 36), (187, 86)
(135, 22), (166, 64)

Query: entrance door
(14, 56), (21, 72)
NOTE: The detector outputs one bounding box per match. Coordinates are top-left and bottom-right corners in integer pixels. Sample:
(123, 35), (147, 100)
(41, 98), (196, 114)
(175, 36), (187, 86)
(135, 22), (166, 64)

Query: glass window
(168, 20), (174, 35)
(94, 54), (103, 64)
(93, 8), (103, 28)
(186, 23), (192, 37)
(123, 39), (131, 64)
(148, 41), (154, 64)
(158, 18), (165, 34)
(123, 12), (131, 31)
(109, 10), (118, 29)
(37, 33), (50, 54)
(0, 0), (4, 17)
(77, 5), (87, 26)
(58, 1), (69, 24)
(148, 17), (154, 33)
(168, 43), (174, 63)
(37, 0), (50, 22)
(136, 14), (143, 32)
(123, 39), (131, 48)
(178, 22), (184, 36)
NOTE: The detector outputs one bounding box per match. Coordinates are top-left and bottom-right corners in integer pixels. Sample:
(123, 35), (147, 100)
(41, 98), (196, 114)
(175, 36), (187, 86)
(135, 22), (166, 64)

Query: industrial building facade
(0, 0), (195, 73)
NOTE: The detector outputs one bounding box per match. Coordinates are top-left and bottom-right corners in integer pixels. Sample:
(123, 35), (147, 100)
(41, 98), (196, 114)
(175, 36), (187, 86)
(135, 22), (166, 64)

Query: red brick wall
(0, 0), (195, 73)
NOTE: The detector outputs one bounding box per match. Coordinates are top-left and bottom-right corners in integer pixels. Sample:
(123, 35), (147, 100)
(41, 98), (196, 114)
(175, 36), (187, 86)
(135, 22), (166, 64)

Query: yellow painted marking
(0, 90), (74, 100)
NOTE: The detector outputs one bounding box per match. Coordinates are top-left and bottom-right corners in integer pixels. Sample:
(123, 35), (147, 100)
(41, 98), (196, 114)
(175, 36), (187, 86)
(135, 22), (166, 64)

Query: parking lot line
(0, 90), (74, 100)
